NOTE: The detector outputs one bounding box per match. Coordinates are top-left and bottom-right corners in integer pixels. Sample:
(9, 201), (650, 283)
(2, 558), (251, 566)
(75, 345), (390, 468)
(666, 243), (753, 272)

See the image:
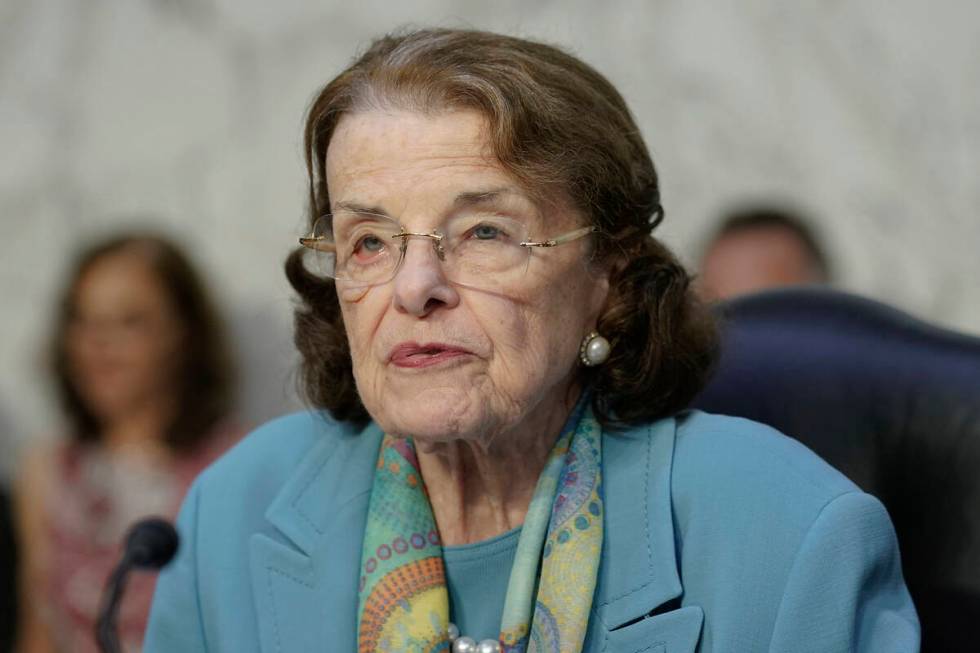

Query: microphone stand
(95, 551), (135, 653)
(95, 518), (179, 653)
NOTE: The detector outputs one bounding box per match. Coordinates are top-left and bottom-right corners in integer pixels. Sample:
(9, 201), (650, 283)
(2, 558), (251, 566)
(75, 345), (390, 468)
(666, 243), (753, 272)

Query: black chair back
(694, 288), (980, 651)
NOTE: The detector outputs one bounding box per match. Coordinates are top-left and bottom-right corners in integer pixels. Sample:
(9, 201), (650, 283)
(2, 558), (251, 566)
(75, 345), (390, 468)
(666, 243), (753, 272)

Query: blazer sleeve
(144, 477), (208, 653)
(768, 491), (920, 652)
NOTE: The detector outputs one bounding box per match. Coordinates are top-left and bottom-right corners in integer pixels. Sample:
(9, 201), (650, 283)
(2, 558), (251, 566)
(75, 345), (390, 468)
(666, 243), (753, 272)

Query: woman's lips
(388, 342), (474, 369)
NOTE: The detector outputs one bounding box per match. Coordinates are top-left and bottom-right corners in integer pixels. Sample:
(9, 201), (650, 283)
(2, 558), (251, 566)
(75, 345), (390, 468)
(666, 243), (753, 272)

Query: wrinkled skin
(327, 108), (609, 450)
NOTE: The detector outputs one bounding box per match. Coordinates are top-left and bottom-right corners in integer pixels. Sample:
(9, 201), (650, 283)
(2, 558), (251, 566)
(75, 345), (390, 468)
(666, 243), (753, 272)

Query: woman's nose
(392, 238), (460, 317)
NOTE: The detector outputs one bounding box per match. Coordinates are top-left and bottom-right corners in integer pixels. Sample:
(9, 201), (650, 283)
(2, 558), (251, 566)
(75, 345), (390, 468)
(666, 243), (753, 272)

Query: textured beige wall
(2, 0), (978, 469)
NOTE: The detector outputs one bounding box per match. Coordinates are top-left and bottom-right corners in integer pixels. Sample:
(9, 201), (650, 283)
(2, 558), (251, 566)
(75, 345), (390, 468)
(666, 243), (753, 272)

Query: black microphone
(95, 518), (179, 653)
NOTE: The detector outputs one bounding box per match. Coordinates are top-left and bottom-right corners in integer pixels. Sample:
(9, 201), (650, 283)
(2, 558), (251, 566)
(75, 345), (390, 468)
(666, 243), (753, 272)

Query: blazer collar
(260, 415), (679, 573)
(592, 417), (683, 630)
(252, 415), (683, 649)
(250, 418), (384, 653)
(263, 417), (384, 555)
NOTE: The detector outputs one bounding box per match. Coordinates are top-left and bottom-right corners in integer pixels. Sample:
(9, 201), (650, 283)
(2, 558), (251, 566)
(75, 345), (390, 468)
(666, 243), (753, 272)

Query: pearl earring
(579, 331), (611, 367)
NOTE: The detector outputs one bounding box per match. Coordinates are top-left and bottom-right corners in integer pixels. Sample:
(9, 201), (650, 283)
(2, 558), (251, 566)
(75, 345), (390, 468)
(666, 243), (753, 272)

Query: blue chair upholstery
(693, 288), (980, 652)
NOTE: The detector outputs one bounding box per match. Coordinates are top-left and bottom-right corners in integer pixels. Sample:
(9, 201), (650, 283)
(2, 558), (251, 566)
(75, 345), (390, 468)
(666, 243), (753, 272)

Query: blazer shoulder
(196, 411), (360, 499)
(598, 413), (914, 651)
(671, 410), (858, 507)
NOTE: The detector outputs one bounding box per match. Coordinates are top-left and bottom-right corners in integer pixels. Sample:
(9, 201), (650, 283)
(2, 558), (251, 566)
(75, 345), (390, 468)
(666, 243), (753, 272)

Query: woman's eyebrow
(332, 201), (391, 217)
(333, 188), (528, 217)
(452, 187), (524, 209)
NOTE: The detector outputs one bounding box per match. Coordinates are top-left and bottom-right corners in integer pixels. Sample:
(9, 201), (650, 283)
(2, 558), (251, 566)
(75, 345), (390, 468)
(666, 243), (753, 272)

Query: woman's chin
(369, 391), (497, 445)
(378, 411), (475, 443)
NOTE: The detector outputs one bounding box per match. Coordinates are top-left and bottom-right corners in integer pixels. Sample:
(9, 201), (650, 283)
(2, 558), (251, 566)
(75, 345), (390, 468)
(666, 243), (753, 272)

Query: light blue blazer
(145, 411), (919, 652)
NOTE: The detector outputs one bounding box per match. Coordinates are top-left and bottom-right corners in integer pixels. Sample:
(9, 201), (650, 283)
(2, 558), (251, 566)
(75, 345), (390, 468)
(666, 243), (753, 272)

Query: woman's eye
(472, 224), (503, 240)
(354, 235), (385, 255)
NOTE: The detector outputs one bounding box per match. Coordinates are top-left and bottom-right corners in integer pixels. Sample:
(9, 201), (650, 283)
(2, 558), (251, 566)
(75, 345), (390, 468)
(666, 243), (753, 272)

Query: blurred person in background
(697, 205), (830, 301)
(14, 233), (242, 653)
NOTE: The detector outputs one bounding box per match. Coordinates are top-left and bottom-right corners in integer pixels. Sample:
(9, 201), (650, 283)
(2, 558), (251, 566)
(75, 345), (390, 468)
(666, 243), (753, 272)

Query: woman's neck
(100, 397), (176, 457)
(415, 390), (579, 546)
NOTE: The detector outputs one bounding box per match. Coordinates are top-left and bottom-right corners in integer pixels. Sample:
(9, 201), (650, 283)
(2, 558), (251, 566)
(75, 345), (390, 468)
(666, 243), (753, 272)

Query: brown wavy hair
(51, 233), (235, 450)
(285, 28), (718, 428)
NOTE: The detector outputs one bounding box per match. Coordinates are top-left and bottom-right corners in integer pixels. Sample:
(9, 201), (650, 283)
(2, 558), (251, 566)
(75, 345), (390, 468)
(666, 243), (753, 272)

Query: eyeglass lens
(311, 212), (532, 290)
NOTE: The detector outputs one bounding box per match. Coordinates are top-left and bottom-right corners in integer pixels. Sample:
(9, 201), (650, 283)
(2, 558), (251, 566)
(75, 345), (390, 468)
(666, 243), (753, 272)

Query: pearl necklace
(448, 622), (502, 653)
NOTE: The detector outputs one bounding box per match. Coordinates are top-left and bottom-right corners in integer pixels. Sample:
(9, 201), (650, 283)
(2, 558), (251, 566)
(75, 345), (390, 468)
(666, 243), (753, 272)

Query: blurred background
(2, 0), (979, 475)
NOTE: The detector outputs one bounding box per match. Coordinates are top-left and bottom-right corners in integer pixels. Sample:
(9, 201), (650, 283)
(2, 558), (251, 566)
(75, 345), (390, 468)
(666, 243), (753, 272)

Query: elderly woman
(145, 29), (918, 652)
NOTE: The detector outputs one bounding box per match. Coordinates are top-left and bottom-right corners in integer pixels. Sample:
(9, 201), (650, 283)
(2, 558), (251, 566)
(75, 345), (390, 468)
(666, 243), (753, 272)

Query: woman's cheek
(491, 330), (549, 392)
(339, 285), (370, 303)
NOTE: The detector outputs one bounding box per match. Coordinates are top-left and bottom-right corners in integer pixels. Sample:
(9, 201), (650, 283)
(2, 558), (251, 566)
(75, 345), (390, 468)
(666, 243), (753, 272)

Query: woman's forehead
(74, 254), (172, 313)
(328, 112), (520, 207)
(327, 109), (493, 178)
(325, 108), (582, 229)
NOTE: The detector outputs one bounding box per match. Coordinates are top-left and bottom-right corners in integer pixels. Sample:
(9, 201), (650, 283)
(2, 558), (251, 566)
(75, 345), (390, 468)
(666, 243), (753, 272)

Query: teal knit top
(443, 526), (522, 642)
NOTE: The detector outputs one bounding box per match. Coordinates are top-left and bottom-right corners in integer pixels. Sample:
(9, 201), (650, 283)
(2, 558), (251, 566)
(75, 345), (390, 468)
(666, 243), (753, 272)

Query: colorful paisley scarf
(356, 401), (603, 652)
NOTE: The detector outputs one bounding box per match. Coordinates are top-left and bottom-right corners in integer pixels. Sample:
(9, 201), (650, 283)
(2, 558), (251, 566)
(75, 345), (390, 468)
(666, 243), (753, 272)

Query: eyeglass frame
(298, 212), (597, 286)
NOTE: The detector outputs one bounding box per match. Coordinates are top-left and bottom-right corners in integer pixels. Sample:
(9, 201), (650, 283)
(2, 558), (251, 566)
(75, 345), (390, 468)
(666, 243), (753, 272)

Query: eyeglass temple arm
(522, 226), (596, 248)
(298, 235), (338, 252)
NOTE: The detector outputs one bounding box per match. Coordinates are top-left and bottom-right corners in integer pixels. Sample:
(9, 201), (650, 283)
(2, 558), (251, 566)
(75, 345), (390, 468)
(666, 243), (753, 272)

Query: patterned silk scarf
(356, 402), (603, 653)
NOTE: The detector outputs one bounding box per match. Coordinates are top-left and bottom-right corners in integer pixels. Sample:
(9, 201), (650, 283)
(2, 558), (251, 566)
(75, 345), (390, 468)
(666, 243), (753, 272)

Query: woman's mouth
(388, 342), (473, 369)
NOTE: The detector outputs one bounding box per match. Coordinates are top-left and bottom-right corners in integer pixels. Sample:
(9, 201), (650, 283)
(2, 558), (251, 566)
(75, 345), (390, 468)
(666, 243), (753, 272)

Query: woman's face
(327, 109), (609, 446)
(66, 252), (185, 423)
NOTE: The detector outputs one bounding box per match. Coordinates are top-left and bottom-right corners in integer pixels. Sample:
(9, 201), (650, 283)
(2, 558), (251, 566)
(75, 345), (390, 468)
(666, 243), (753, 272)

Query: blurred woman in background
(15, 233), (241, 653)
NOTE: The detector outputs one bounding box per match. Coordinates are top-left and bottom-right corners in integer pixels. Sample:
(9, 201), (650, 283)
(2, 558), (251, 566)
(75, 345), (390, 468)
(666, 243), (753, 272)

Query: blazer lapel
(587, 416), (703, 652)
(247, 415), (700, 652)
(250, 418), (384, 653)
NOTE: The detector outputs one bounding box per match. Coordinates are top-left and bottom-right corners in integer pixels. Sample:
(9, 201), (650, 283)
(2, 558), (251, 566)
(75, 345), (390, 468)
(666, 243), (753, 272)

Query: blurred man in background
(697, 206), (830, 301)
